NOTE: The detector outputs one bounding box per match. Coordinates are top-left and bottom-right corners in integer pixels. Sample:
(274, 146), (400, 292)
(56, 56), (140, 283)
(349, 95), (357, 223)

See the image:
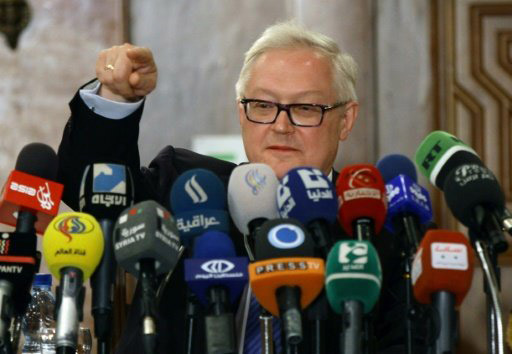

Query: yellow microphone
(43, 212), (104, 354)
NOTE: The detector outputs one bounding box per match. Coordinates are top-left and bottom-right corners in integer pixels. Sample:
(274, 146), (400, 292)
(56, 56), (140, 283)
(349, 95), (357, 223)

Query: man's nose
(271, 109), (295, 133)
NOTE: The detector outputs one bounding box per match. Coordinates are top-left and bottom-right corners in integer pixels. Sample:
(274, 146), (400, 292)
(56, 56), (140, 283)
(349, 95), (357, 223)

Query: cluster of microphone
(0, 128), (509, 354)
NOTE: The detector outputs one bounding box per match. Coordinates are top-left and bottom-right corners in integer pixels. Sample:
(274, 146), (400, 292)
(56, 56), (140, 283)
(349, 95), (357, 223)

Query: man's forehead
(254, 47), (328, 68)
(246, 48), (335, 101)
(246, 87), (327, 102)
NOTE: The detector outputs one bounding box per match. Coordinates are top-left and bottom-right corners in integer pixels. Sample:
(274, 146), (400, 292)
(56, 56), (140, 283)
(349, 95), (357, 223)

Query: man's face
(239, 48), (358, 178)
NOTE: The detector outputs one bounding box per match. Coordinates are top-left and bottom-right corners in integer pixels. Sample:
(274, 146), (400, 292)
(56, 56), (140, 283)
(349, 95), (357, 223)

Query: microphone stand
(470, 206), (507, 354)
(307, 220), (333, 354)
(184, 291), (199, 354)
(139, 259), (157, 354)
(473, 239), (504, 354)
(259, 309), (274, 354)
(392, 214), (421, 354)
(0, 281), (13, 354)
(340, 301), (363, 354)
(352, 219), (376, 354)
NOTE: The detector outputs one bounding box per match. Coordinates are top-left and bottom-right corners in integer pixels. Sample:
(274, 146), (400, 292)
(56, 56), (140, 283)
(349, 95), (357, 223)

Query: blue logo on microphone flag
(93, 164), (126, 194)
(184, 257), (248, 306)
(267, 224), (305, 249)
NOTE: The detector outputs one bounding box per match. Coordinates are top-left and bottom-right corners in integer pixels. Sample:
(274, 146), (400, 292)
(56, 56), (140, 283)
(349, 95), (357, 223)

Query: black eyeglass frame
(239, 98), (348, 127)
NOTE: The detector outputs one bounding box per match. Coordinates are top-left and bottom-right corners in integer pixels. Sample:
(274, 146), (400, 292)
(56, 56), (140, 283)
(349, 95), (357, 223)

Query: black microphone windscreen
(254, 218), (314, 260)
(434, 150), (482, 190)
(443, 164), (505, 228)
(15, 143), (58, 180)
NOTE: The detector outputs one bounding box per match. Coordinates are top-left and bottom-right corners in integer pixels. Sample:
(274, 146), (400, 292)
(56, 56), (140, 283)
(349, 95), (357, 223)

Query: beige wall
(0, 0), (124, 349)
(2, 0), (512, 353)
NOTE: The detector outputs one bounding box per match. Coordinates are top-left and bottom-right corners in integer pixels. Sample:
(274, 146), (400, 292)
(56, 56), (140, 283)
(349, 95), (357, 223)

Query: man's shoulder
(151, 146), (237, 178)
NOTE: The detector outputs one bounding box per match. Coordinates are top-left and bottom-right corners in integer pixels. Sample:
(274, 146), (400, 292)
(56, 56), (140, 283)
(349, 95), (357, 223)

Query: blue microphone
(376, 154), (417, 183)
(276, 167), (337, 352)
(184, 230), (248, 354)
(170, 169), (230, 247)
(377, 155), (432, 252)
(277, 167), (337, 256)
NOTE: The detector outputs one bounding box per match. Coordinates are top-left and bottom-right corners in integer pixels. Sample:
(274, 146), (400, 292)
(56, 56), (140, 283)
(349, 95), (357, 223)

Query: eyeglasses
(240, 98), (347, 127)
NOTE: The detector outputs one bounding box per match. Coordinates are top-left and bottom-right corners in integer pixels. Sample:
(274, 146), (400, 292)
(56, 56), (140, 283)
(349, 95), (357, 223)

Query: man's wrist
(98, 84), (142, 103)
(79, 80), (144, 119)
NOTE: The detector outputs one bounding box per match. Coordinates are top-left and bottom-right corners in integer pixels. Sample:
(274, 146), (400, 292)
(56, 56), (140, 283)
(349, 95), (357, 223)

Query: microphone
(325, 240), (383, 354)
(0, 232), (38, 351)
(0, 143), (63, 234)
(249, 218), (324, 345)
(170, 169), (229, 247)
(415, 131), (507, 354)
(414, 130), (481, 190)
(443, 164), (505, 232)
(113, 200), (181, 354)
(411, 230), (474, 353)
(336, 164), (387, 240)
(376, 154), (433, 252)
(377, 154), (418, 183)
(276, 166), (337, 354)
(170, 168), (232, 354)
(277, 166), (337, 257)
(79, 163), (134, 352)
(227, 163), (279, 259)
(184, 230), (248, 354)
(42, 212), (104, 354)
(415, 131), (508, 247)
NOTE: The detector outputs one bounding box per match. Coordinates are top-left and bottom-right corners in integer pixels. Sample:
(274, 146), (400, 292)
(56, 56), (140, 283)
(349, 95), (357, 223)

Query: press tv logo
(267, 224), (305, 249)
(184, 175), (208, 203)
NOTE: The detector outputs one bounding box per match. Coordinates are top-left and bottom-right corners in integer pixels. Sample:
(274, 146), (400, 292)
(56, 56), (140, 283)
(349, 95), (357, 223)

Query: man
(58, 21), (420, 353)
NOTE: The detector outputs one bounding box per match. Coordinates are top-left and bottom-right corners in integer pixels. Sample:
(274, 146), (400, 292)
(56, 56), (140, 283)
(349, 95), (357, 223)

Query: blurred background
(1, 0), (511, 352)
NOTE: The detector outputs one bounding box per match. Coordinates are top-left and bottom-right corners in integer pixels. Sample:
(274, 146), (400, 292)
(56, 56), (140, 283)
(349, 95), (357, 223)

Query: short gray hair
(235, 20), (358, 102)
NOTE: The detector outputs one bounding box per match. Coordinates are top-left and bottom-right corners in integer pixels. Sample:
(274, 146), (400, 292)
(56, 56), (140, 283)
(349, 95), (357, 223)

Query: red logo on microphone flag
(0, 170), (63, 234)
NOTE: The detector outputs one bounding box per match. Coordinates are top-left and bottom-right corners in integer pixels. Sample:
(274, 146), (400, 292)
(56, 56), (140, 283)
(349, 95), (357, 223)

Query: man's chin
(267, 162), (297, 179)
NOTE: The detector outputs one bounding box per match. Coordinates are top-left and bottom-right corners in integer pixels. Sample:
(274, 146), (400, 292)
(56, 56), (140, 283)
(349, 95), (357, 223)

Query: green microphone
(325, 240), (382, 354)
(414, 130), (482, 189)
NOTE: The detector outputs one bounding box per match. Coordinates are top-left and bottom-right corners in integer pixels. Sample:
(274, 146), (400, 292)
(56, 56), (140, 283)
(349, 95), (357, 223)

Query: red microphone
(411, 229), (474, 353)
(0, 143), (63, 234)
(336, 164), (387, 239)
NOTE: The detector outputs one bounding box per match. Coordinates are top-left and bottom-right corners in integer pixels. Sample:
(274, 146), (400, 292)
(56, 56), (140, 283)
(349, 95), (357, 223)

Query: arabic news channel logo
(268, 224), (305, 249)
(338, 241), (368, 265)
(184, 175), (208, 204)
(93, 163), (127, 194)
(245, 168), (267, 195)
(201, 260), (235, 274)
(54, 215), (95, 242)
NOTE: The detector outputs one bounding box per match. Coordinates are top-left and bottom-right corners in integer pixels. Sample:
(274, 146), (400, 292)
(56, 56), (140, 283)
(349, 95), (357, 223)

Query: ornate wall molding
(431, 0), (512, 229)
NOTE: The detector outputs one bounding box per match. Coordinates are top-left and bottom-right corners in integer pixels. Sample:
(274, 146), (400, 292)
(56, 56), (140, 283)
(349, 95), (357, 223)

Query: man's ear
(339, 101), (359, 141)
(238, 101), (245, 126)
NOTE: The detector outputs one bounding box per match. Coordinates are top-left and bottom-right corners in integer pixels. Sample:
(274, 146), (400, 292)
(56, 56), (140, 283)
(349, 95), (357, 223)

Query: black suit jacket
(57, 84), (432, 353)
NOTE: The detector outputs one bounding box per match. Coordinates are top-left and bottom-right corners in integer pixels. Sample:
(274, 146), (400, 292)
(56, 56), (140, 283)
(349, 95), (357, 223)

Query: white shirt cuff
(79, 81), (144, 120)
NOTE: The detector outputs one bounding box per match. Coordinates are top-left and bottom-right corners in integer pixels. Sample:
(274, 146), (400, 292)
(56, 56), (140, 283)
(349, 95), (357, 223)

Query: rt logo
(338, 241), (368, 264)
